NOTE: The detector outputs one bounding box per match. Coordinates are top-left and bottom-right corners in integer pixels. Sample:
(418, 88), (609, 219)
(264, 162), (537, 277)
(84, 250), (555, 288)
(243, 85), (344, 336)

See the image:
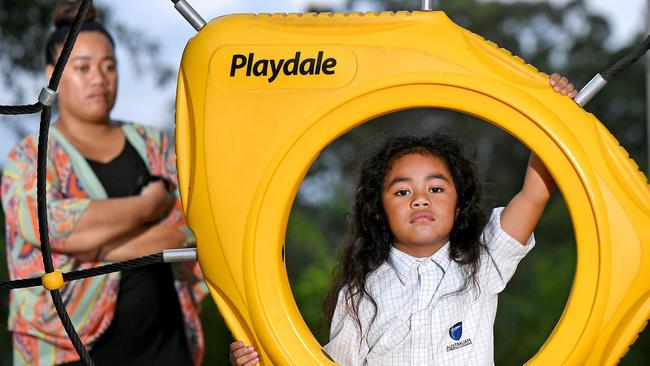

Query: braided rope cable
(574, 33), (650, 106)
(47, 0), (93, 91)
(0, 277), (42, 291)
(63, 253), (164, 282)
(0, 103), (43, 115)
(0, 253), (165, 291)
(0, 0), (97, 363)
(36, 3), (98, 363)
(0, 2), (203, 364)
(602, 34), (650, 81)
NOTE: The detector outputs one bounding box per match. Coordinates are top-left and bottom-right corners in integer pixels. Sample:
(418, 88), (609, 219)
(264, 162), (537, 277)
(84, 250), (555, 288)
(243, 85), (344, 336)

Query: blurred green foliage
(1, 0), (648, 365)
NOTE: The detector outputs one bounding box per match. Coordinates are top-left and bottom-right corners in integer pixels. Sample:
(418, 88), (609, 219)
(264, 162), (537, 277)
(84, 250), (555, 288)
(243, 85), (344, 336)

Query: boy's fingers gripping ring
(42, 271), (64, 291)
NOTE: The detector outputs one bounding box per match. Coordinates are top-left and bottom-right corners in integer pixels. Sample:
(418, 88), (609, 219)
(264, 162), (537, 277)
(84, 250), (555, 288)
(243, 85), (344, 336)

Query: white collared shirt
(324, 207), (535, 366)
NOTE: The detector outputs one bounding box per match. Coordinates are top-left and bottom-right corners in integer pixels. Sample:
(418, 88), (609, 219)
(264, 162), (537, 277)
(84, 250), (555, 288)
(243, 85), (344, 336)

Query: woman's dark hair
(322, 131), (487, 335)
(45, 0), (115, 66)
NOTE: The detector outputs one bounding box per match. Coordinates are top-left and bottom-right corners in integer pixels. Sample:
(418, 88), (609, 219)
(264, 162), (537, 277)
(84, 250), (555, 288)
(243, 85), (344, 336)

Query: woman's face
(381, 153), (458, 258)
(47, 31), (117, 124)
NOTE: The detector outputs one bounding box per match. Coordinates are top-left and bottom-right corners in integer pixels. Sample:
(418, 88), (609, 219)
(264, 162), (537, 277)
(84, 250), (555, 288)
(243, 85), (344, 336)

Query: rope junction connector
(38, 87), (58, 107)
(574, 74), (607, 107)
(42, 271), (64, 291)
(172, 0), (206, 32)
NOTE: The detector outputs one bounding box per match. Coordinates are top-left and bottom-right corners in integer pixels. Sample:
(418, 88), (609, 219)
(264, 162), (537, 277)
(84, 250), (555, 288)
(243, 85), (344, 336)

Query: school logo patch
(449, 322), (463, 341)
(446, 321), (473, 352)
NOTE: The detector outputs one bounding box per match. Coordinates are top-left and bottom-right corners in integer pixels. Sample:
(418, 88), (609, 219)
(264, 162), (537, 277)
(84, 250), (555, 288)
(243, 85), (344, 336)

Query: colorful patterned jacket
(1, 122), (206, 365)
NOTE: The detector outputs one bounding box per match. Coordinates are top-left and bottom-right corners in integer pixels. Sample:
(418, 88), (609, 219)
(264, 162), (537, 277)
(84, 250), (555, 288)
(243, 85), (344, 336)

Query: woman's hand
(140, 180), (175, 223)
(63, 180), (181, 262)
(230, 342), (259, 366)
(73, 223), (185, 262)
(549, 73), (577, 98)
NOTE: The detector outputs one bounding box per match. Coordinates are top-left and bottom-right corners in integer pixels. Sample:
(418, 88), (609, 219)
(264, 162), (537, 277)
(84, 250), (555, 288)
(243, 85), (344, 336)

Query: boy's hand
(230, 341), (259, 366)
(550, 73), (577, 98)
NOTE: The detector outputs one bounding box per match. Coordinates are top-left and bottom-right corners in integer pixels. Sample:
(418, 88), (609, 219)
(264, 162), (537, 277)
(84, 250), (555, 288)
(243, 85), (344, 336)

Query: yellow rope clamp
(41, 271), (64, 291)
(176, 11), (650, 365)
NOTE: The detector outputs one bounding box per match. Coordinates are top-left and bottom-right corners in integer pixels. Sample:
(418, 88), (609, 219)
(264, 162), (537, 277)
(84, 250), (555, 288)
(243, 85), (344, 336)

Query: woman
(1, 2), (205, 365)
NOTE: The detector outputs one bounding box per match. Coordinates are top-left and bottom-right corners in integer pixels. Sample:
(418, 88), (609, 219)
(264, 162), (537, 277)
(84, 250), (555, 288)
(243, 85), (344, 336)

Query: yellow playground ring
(174, 11), (650, 365)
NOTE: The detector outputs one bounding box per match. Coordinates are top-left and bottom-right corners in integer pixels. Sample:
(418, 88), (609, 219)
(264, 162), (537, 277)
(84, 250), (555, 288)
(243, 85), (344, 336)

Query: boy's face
(381, 153), (458, 258)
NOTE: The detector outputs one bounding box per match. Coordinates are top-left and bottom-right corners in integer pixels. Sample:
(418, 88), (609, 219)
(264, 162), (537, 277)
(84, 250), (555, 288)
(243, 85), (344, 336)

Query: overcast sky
(0, 0), (646, 159)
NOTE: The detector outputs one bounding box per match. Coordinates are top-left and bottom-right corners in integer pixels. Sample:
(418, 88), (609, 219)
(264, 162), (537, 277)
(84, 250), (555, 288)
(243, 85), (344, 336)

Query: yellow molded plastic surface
(175, 11), (650, 365)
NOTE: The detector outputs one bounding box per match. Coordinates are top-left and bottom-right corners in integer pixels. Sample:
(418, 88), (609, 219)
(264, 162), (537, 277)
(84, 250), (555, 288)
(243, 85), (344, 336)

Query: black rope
(51, 289), (94, 366)
(0, 103), (44, 115)
(601, 34), (650, 81)
(0, 0), (95, 364)
(0, 252), (165, 291)
(39, 0), (93, 363)
(40, 1), (95, 361)
(0, 1), (201, 365)
(63, 253), (164, 282)
(0, 0), (93, 115)
(47, 0), (93, 91)
(0, 277), (42, 291)
(37, 106), (55, 273)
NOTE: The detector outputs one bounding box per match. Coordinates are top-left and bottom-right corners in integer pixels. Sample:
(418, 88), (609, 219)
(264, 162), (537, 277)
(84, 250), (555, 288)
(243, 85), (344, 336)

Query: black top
(59, 139), (192, 366)
(86, 139), (151, 197)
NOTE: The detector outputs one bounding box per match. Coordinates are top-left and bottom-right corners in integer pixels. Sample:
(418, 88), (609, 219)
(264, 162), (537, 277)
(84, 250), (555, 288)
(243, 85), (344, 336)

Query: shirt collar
(388, 242), (451, 286)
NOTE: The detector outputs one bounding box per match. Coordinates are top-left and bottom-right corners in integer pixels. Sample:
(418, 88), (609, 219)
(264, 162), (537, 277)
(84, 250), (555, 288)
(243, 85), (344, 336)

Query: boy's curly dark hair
(323, 132), (487, 335)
